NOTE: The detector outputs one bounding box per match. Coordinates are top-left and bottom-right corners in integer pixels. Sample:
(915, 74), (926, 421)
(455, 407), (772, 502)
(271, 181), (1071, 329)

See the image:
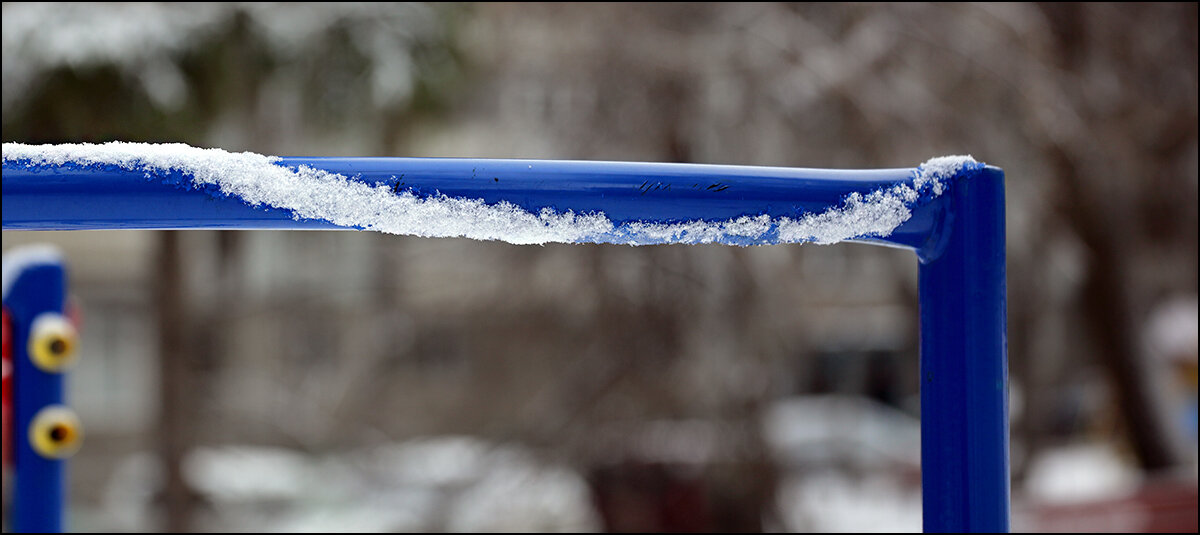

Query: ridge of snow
(3, 142), (980, 246)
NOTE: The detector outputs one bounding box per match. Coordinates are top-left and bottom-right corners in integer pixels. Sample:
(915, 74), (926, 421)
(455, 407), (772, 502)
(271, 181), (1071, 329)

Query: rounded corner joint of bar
(911, 163), (1004, 264)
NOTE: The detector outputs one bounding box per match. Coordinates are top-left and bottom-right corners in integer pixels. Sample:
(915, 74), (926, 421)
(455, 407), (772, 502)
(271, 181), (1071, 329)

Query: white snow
(3, 142), (978, 246)
(1022, 442), (1142, 503)
(1, 3), (442, 112)
(763, 395), (921, 470)
(2, 243), (64, 299)
(1, 3), (226, 111)
(1144, 296), (1198, 364)
(776, 472), (922, 533)
(913, 155), (974, 195)
(764, 395), (924, 532)
(97, 438), (601, 532)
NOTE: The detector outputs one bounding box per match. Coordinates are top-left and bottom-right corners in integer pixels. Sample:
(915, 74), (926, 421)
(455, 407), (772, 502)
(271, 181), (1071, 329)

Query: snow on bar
(2, 142), (980, 246)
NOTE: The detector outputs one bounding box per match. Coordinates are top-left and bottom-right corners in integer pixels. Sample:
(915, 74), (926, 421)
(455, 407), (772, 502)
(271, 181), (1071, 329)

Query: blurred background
(2, 2), (1196, 532)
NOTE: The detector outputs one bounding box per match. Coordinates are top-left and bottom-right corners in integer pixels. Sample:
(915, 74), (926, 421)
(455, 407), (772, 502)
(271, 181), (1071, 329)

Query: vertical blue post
(918, 166), (1008, 532)
(4, 250), (75, 533)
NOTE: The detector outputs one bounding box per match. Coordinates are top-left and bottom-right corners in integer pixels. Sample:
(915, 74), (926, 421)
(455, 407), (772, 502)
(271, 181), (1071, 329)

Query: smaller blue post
(4, 246), (80, 533)
(918, 166), (1009, 532)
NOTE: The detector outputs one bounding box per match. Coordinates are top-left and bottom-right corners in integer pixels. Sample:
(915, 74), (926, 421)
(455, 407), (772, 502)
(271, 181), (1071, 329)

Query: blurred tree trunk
(1038, 3), (1183, 471)
(155, 231), (198, 531)
(1048, 145), (1181, 470)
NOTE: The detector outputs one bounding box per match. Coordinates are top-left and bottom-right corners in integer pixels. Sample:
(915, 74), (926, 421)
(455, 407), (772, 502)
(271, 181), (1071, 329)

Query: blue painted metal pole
(2, 154), (1009, 532)
(2, 158), (940, 249)
(918, 166), (1009, 532)
(4, 249), (79, 533)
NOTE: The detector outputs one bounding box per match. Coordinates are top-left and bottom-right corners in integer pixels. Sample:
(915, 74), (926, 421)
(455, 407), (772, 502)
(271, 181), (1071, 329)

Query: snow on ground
(80, 399), (1165, 533)
(91, 437), (600, 533)
(763, 395), (924, 532)
(3, 141), (980, 246)
(1022, 442), (1143, 504)
(776, 471), (922, 533)
(763, 394), (921, 470)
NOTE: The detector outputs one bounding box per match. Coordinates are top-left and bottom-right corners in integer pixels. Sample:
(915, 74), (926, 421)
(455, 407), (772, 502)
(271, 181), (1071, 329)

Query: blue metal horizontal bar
(3, 157), (944, 250)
